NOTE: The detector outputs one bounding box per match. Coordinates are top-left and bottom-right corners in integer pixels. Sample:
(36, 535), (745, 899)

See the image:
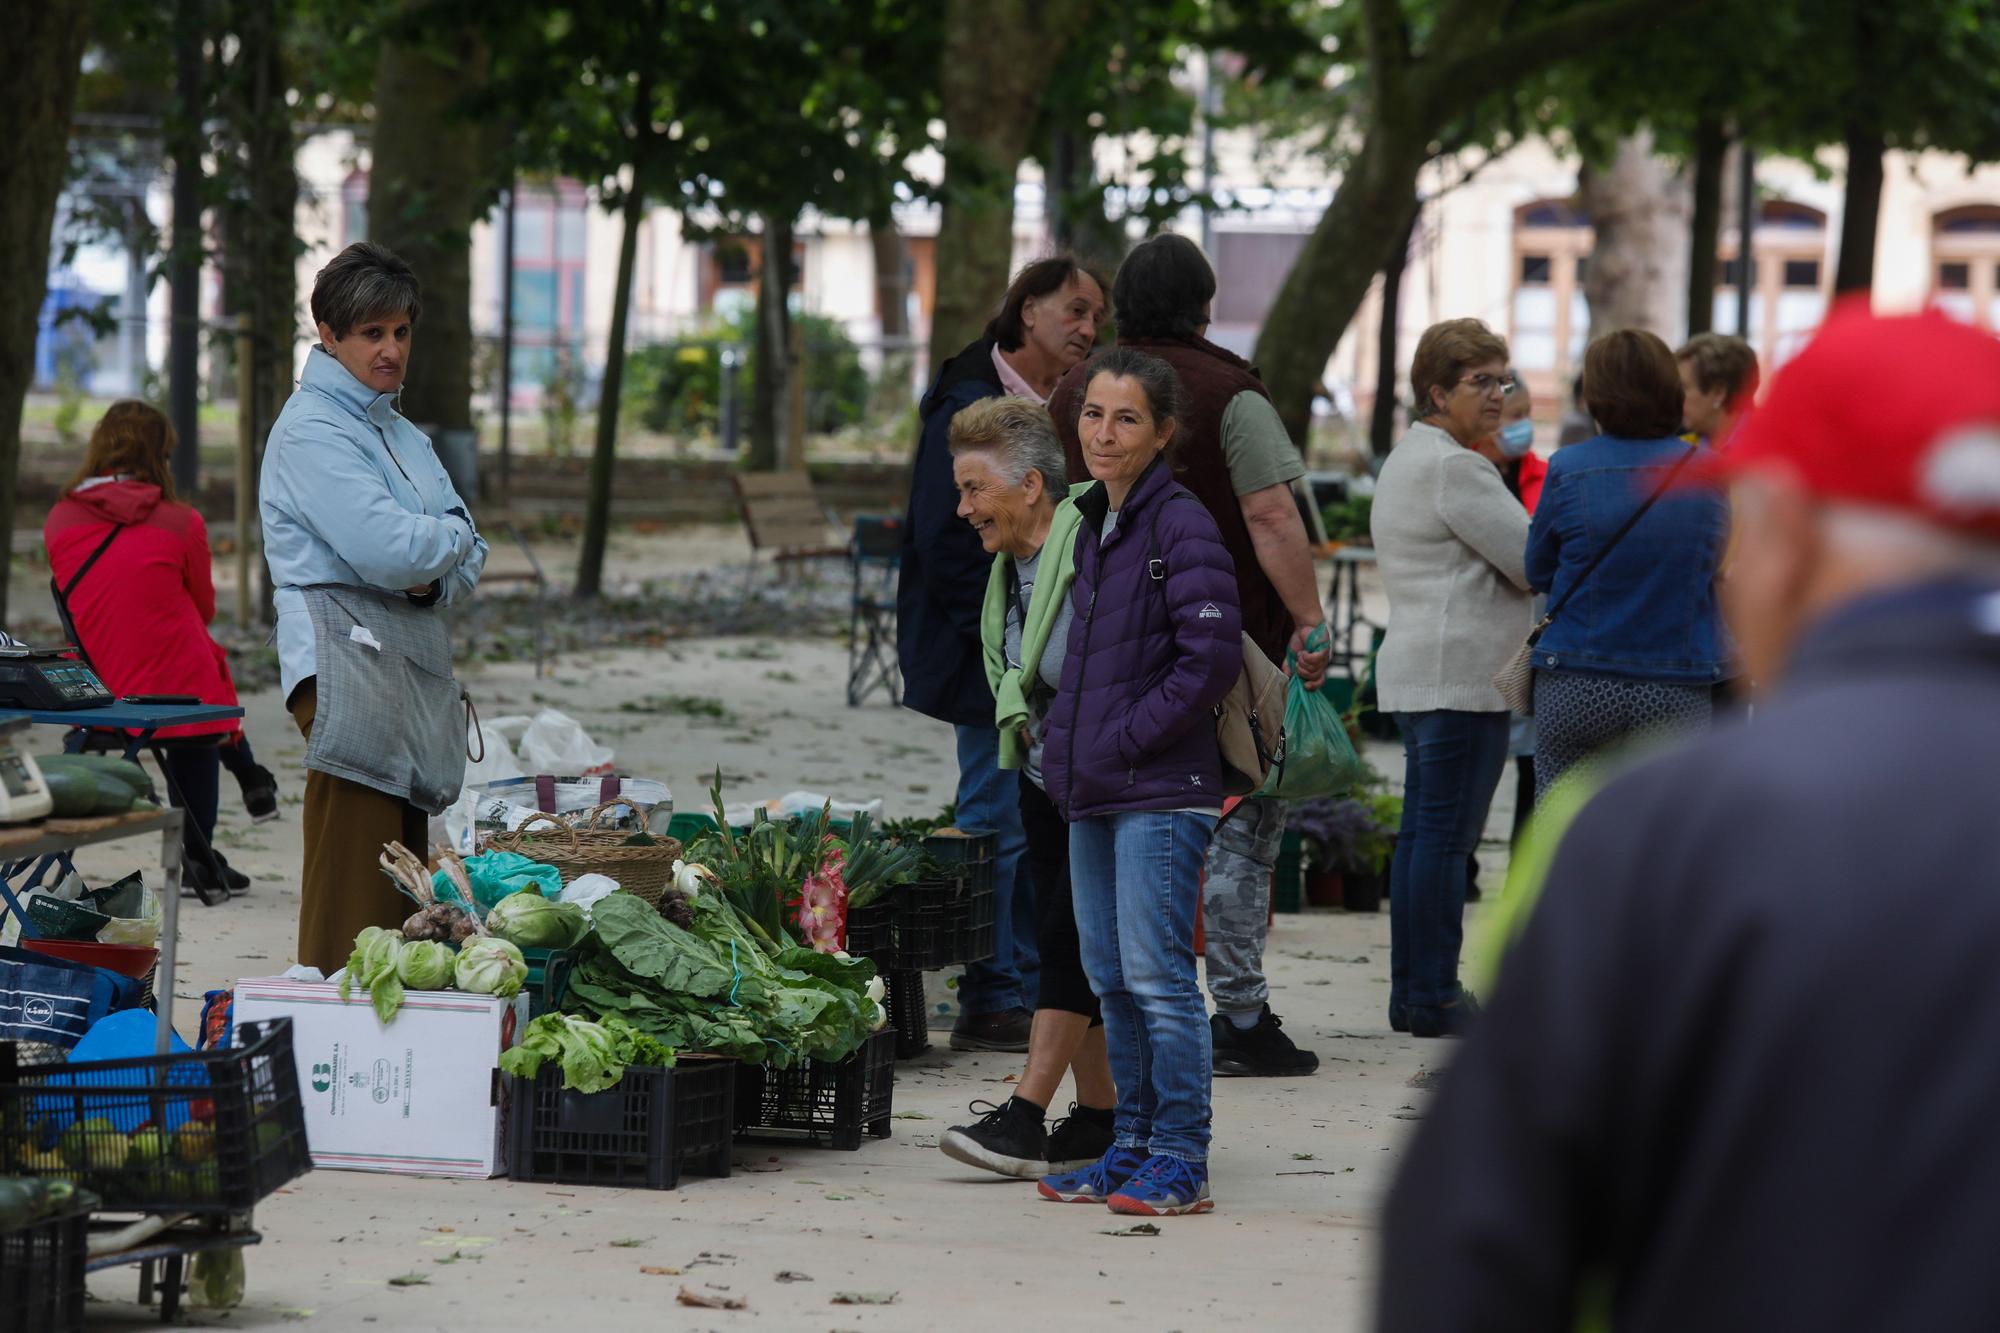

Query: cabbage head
(339, 926), (409, 1022)
(455, 936), (528, 998)
(486, 890), (586, 950)
(396, 940), (455, 991)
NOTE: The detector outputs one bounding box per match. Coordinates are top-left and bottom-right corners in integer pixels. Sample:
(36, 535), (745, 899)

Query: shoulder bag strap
(50, 524), (125, 667)
(1534, 444), (1699, 638)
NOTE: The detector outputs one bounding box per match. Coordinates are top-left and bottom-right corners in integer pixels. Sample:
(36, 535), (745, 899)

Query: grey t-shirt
(1003, 546), (1074, 790)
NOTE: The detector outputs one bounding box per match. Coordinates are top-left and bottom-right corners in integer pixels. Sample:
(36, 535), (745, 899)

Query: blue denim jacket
(1524, 434), (1735, 682)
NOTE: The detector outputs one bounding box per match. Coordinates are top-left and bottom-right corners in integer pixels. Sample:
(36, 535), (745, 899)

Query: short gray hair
(311, 242), (422, 339)
(948, 395), (1068, 500)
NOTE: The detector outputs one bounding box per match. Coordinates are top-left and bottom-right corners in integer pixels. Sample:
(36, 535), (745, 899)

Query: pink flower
(797, 851), (849, 954)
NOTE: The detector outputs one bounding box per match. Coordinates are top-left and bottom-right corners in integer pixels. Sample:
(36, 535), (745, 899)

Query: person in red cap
(1378, 303), (2000, 1332)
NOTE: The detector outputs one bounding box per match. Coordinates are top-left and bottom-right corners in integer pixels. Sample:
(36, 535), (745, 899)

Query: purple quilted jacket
(1042, 457), (1243, 820)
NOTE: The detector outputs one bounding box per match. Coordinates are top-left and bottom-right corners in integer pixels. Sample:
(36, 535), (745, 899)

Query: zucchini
(89, 776), (137, 816)
(38, 754), (156, 802)
(40, 767), (99, 818)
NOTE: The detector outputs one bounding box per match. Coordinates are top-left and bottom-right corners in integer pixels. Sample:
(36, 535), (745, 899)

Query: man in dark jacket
(1380, 307), (2000, 1332)
(1052, 234), (1328, 1077)
(898, 257), (1105, 1050)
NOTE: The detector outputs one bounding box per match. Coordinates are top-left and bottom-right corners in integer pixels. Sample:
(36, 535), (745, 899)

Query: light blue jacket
(261, 346), (487, 700)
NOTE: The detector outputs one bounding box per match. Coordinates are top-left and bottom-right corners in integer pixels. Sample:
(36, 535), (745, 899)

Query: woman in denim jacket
(1526, 330), (1735, 798)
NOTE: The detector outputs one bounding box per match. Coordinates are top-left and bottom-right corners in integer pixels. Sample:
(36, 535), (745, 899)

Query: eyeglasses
(1458, 373), (1517, 396)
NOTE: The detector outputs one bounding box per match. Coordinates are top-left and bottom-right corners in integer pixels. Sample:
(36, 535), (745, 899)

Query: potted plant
(1285, 790), (1402, 912)
(1340, 791), (1402, 912)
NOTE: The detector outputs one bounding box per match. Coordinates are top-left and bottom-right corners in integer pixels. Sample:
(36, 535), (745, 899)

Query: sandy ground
(37, 542), (1517, 1332)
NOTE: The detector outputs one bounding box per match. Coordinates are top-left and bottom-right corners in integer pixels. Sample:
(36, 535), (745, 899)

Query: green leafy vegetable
(499, 1012), (675, 1093)
(486, 889), (587, 949)
(396, 940), (455, 990)
(341, 925), (411, 1022)
(455, 937), (528, 997)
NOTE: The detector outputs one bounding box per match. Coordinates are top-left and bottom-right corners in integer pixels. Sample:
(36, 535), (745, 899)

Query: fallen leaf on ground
(386, 1273), (429, 1287)
(677, 1287), (746, 1310)
(831, 1291), (898, 1305)
(889, 1112), (930, 1120)
(1100, 1223), (1160, 1237)
(774, 1271), (813, 1283)
(1292, 1153), (1317, 1161)
(640, 1266), (683, 1277)
(609, 1238), (647, 1248)
(824, 1193), (854, 1201)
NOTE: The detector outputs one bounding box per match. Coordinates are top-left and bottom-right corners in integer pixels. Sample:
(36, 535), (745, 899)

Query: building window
(1509, 198), (1591, 384)
(1782, 259), (1820, 289)
(1940, 261), (1972, 290)
(715, 242), (753, 285)
(497, 180), (589, 395)
(1519, 254), (1552, 285)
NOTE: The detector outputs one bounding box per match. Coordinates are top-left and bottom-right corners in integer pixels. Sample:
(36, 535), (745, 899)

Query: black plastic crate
(734, 1028), (895, 1150)
(894, 875), (996, 970)
(885, 969), (929, 1059)
(922, 828), (997, 899)
(842, 900), (897, 969)
(508, 1054), (734, 1190)
(0, 1019), (311, 1215)
(0, 1203), (87, 1333)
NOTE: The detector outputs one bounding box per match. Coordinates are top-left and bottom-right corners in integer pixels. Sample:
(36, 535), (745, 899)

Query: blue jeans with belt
(1070, 808), (1217, 1164)
(1390, 711), (1510, 1012)
(953, 724), (1037, 1015)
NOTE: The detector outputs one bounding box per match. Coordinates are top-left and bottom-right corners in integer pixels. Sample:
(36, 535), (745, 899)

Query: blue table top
(0, 702), (245, 731)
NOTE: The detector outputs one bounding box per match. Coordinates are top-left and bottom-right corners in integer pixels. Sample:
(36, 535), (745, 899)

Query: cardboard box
(234, 977), (526, 1179)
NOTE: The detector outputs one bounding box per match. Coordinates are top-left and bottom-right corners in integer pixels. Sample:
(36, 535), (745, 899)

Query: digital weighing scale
(0, 715), (53, 823)
(0, 646), (116, 711)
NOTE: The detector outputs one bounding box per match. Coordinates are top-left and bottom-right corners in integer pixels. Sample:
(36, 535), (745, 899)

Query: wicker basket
(486, 800), (683, 906)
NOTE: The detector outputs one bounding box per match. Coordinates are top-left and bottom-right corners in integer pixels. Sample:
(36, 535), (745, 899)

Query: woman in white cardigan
(1369, 318), (1532, 1038)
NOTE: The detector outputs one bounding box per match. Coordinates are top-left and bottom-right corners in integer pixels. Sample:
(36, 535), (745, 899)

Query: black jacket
(896, 337), (1006, 725)
(1381, 576), (2000, 1333)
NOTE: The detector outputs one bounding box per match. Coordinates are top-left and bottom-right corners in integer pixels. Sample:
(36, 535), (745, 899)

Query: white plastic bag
(518, 709), (615, 776)
(96, 884), (161, 948)
(558, 872), (622, 920)
(464, 718), (526, 788)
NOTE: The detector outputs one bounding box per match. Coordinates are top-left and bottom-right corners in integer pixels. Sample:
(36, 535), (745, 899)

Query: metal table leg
(155, 809), (184, 1056)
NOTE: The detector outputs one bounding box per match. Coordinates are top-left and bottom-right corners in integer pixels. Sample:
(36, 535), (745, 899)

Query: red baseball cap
(1709, 300), (2000, 538)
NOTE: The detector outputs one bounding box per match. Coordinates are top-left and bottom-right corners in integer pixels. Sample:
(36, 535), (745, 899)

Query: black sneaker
(238, 763), (280, 823)
(940, 1098), (1048, 1179)
(1409, 991), (1482, 1039)
(1045, 1104), (1115, 1172)
(950, 1006), (1032, 1053)
(1389, 1002), (1410, 1034)
(1212, 1005), (1320, 1077)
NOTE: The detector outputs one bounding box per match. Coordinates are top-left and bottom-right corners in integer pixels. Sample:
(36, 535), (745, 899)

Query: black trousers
(1018, 772), (1101, 1023)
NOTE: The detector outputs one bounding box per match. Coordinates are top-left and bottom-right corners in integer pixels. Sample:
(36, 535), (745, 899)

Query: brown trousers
(289, 680), (429, 973)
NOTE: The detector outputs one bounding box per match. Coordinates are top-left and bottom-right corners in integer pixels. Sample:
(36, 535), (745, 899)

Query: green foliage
(622, 308), (870, 439)
(1319, 493), (1372, 544)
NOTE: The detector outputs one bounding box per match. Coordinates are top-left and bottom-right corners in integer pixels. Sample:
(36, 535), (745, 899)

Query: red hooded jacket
(43, 479), (239, 739)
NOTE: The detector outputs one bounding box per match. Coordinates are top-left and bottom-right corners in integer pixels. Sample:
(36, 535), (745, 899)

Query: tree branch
(1423, 0), (1713, 118)
(1359, 0), (1413, 91)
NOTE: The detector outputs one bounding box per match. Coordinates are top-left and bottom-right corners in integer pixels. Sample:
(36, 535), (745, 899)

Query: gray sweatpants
(1201, 795), (1286, 1016)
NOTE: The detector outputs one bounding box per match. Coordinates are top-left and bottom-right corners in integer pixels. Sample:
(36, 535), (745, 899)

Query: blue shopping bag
(0, 945), (139, 1046)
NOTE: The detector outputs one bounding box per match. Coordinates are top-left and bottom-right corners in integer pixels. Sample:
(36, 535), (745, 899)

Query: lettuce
(499, 1013), (676, 1094)
(486, 890), (587, 949)
(455, 937), (528, 997)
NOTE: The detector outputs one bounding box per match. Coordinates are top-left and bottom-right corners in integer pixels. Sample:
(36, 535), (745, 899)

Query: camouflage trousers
(1202, 795), (1286, 1015)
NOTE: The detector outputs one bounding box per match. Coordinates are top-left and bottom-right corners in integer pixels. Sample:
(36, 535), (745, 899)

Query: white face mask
(1497, 418), (1535, 459)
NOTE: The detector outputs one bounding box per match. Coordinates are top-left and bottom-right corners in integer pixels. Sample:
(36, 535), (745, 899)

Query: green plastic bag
(1258, 625), (1366, 801)
(434, 850), (563, 917)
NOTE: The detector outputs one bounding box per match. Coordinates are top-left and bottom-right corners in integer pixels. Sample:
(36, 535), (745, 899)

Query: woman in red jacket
(44, 401), (274, 896)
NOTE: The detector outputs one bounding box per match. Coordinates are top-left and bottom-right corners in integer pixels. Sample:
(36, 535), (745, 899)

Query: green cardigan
(980, 483), (1091, 771)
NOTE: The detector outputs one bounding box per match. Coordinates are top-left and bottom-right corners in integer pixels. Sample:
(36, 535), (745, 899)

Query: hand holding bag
(1494, 444), (1699, 715)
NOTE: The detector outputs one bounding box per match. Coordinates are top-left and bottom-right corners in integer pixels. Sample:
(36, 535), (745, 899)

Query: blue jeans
(1390, 711), (1510, 1011)
(1070, 809), (1216, 1163)
(953, 725), (1036, 1015)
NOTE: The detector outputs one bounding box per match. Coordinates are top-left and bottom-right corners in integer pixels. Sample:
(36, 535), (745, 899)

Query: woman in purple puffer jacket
(1037, 347), (1242, 1217)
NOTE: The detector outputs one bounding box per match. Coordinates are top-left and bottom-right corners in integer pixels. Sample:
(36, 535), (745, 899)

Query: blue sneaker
(1037, 1145), (1148, 1204)
(1106, 1154), (1213, 1216)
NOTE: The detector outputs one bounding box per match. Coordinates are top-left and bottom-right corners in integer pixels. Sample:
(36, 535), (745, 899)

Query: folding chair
(847, 514), (902, 707)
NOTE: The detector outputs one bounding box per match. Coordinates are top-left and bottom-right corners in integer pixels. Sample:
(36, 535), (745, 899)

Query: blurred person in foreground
(898, 256), (1107, 1053)
(1676, 331), (1760, 447)
(1380, 306), (2000, 1332)
(1370, 319), (1531, 1038)
(937, 396), (1116, 1178)
(1050, 233), (1328, 1077)
(1525, 331), (1735, 800)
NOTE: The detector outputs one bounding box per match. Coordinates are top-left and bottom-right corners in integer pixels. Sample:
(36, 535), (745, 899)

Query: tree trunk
(369, 16), (491, 438)
(1834, 123), (1884, 296)
(869, 208), (909, 341)
(746, 215), (793, 472)
(238, 0), (294, 621)
(0, 1), (88, 625)
(1047, 119), (1124, 280)
(168, 0), (203, 500)
(573, 130), (651, 600)
(1371, 201), (1418, 458)
(1685, 117), (1726, 338)
(1253, 127), (1432, 445)
(1578, 130), (1690, 342)
(927, 0), (1094, 371)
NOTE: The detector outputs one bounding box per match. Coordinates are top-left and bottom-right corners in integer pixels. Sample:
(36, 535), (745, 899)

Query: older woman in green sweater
(935, 394), (1117, 1181)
